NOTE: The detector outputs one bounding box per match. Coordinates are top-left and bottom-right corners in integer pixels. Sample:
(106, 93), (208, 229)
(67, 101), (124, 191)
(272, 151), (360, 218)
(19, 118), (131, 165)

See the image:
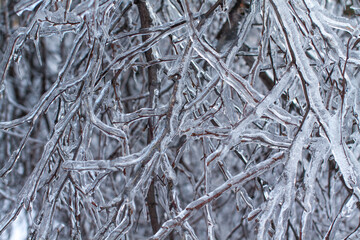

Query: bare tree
(1, 0), (360, 239)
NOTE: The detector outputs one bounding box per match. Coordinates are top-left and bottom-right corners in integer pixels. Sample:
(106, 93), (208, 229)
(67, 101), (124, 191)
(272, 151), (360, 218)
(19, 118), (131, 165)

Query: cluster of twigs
(1, 0), (360, 239)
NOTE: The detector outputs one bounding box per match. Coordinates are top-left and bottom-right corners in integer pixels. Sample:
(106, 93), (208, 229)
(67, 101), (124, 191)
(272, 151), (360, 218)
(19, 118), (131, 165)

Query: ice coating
(1, 0), (359, 239)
